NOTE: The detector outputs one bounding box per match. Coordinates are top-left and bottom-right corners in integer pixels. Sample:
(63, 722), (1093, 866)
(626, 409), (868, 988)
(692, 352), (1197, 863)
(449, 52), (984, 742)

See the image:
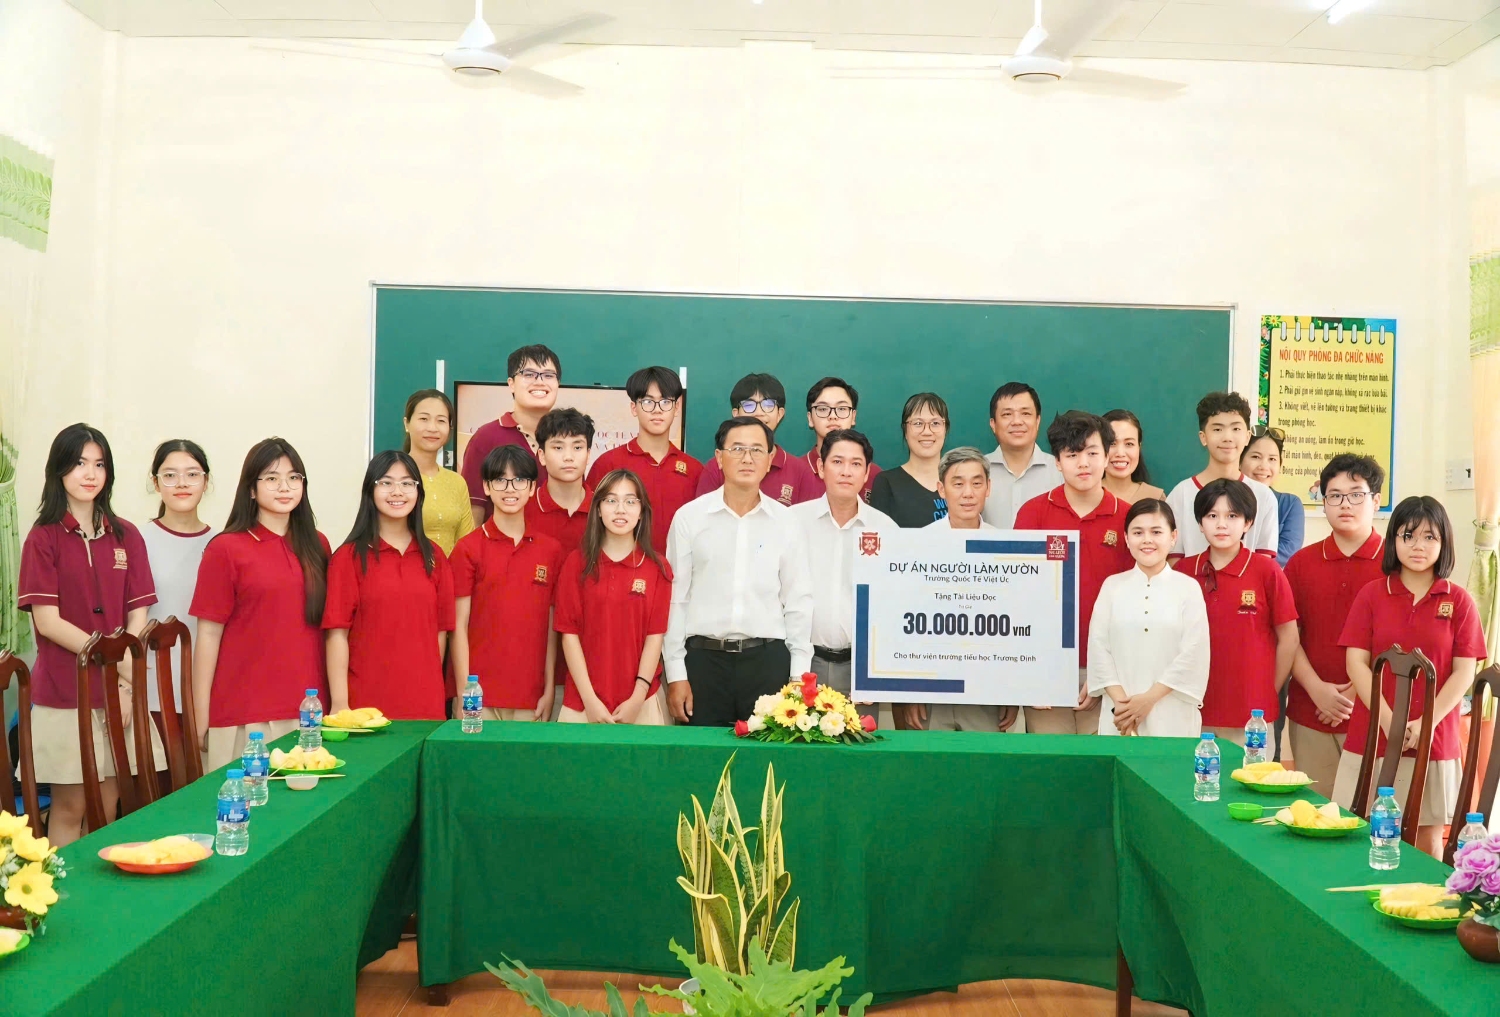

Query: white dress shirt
(923, 516), (999, 531)
(1087, 564), (1210, 737)
(790, 495), (896, 651)
(1165, 474), (1280, 558)
(981, 444), (1062, 529)
(663, 488), (815, 683)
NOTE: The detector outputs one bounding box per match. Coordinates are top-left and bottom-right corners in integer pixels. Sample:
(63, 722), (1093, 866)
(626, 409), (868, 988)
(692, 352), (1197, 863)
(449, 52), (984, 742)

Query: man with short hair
(665, 417), (814, 727)
(790, 428), (894, 724)
(586, 366), (702, 553)
(802, 377), (881, 500)
(1165, 391), (1279, 559)
(524, 408), (594, 552)
(981, 382), (1062, 528)
(694, 373), (821, 506)
(461, 343), (561, 524)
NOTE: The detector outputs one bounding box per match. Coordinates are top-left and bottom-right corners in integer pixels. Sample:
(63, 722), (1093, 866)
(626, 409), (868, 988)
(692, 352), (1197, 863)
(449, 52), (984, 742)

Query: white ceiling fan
(253, 2), (610, 97)
(836, 0), (1184, 99)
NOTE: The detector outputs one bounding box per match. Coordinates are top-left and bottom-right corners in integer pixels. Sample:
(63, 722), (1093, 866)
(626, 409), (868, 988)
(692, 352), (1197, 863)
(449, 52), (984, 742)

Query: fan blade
(1038, 0), (1126, 60)
(250, 41), (440, 69)
(491, 12), (611, 60)
(1062, 66), (1185, 99)
(501, 65), (584, 97)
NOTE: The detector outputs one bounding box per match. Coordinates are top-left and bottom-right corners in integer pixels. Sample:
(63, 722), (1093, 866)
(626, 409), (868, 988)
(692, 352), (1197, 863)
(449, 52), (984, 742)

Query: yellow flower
(773, 699), (807, 727)
(780, 683), (801, 698)
(813, 688), (847, 713)
(5, 862), (57, 916)
(10, 830), (52, 862)
(842, 704), (860, 727)
(0, 812), (28, 841)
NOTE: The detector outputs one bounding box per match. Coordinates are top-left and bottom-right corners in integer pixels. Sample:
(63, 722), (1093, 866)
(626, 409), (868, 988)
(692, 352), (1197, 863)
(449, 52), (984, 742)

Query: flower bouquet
(734, 673), (879, 744)
(1447, 833), (1500, 962)
(0, 811), (65, 936)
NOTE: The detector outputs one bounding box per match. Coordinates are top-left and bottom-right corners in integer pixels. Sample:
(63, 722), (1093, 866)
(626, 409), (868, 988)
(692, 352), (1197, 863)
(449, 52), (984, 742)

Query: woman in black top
(868, 392), (949, 528)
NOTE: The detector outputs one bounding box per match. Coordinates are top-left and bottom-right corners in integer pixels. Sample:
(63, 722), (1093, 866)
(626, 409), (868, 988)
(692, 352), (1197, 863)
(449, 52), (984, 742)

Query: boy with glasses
(802, 377), (881, 499)
(694, 373), (820, 506)
(461, 344), (561, 524)
(587, 366), (702, 553)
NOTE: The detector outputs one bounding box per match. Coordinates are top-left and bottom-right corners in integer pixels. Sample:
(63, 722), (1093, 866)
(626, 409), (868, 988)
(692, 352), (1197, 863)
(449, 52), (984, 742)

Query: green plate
(1232, 776), (1314, 794)
(0, 930), (30, 961)
(323, 717), (390, 732)
(269, 757), (345, 774)
(1276, 816), (1368, 838)
(1372, 900), (1464, 930)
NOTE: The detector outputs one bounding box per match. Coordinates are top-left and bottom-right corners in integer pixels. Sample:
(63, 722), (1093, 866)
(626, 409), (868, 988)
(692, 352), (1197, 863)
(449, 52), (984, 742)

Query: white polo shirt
(981, 444), (1062, 529)
(1165, 473), (1281, 558)
(790, 495), (896, 651)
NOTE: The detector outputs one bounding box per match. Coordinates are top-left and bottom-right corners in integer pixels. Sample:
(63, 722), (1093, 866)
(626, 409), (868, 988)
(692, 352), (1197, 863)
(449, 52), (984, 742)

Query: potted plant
(1447, 833), (1500, 962)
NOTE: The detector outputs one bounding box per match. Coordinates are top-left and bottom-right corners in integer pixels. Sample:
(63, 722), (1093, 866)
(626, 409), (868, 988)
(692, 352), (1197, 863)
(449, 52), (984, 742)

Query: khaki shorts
(557, 690), (669, 725)
(1331, 749), (1463, 828)
(1025, 698), (1101, 735)
(1286, 721), (1345, 797)
(925, 703), (1005, 732)
(205, 719), (300, 772)
(32, 704), (167, 785)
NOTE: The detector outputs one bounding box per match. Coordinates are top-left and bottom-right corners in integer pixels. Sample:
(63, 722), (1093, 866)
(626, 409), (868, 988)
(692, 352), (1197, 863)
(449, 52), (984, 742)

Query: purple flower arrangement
(1446, 833), (1500, 928)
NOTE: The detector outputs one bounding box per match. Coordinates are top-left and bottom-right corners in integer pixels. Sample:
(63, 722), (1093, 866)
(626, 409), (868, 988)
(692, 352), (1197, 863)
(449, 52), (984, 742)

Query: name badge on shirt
(1103, 530), (1119, 547)
(1239, 589), (1257, 614)
(113, 548), (128, 570)
(779, 484), (794, 505)
(1438, 601), (1454, 619)
(630, 578), (647, 596)
(675, 460), (688, 474)
(533, 565), (549, 585)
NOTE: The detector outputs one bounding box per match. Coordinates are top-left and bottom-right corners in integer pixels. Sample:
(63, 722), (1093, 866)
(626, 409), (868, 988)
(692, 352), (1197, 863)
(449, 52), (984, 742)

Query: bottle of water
(1194, 733), (1221, 802)
(1457, 813), (1488, 853)
(298, 688), (323, 752)
(216, 768), (250, 857)
(1369, 786), (1401, 870)
(461, 675), (483, 734)
(1243, 709), (1269, 766)
(240, 732), (270, 807)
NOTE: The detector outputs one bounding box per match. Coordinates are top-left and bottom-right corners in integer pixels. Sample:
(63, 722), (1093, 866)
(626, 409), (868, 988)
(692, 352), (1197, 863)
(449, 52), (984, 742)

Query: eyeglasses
(1252, 426), (1286, 441)
(1399, 531), (1441, 548)
(514, 368), (559, 384)
(637, 397), (677, 413)
(257, 472), (305, 489)
(157, 470), (205, 488)
(810, 404), (853, 420)
(375, 479), (419, 493)
(723, 445), (769, 460)
(738, 398), (780, 415)
(1324, 491), (1371, 507)
(600, 495), (641, 509)
(906, 418), (945, 433)
(488, 477), (531, 491)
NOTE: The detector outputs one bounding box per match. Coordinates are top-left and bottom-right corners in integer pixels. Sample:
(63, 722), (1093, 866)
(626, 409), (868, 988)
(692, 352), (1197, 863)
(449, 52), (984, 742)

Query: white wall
(10, 22), (1473, 555)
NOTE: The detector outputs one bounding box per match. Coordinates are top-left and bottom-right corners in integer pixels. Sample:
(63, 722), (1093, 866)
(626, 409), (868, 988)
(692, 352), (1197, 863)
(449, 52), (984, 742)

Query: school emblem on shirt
(1045, 535), (1068, 561)
(674, 460), (688, 474)
(1439, 601), (1454, 618)
(1103, 530), (1119, 547)
(1240, 590), (1257, 610)
(113, 548), (128, 570)
(859, 531), (881, 557)
(630, 578), (647, 596)
(533, 565), (549, 585)
(779, 484), (794, 505)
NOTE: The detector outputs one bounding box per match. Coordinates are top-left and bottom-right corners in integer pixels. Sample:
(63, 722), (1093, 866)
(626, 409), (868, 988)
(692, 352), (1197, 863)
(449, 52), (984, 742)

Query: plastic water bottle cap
(1250, 709), (1264, 718)
(468, 674), (479, 681)
(1202, 733), (1215, 740)
(248, 732), (264, 741)
(1468, 813), (1485, 823)
(305, 689), (319, 696)
(1378, 786), (1395, 796)
(227, 768), (245, 779)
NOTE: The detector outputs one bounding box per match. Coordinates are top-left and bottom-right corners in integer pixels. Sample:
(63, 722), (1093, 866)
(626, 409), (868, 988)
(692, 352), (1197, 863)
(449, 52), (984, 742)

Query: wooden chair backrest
(75, 629), (159, 832)
(0, 651), (43, 837)
(141, 617), (203, 789)
(1446, 664), (1500, 865)
(1350, 644), (1437, 847)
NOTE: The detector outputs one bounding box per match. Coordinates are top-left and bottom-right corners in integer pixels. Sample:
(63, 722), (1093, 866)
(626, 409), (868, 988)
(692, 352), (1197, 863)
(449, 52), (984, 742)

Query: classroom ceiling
(63, 0), (1500, 71)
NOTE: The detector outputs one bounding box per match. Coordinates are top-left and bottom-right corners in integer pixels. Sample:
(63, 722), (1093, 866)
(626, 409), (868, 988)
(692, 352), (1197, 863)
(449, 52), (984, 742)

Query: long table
(0, 720), (439, 1017)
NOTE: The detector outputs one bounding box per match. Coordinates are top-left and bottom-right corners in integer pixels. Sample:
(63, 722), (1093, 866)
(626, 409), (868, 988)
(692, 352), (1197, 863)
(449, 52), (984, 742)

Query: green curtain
(0, 434), (28, 655)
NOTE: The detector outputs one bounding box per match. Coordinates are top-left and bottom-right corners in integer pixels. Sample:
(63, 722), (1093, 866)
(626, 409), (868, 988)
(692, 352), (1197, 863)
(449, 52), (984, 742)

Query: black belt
(813, 646), (852, 663)
(686, 636), (774, 653)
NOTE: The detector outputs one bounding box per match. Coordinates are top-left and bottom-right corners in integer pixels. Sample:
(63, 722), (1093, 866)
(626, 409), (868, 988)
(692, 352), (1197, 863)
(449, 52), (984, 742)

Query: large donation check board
(852, 528), (1079, 706)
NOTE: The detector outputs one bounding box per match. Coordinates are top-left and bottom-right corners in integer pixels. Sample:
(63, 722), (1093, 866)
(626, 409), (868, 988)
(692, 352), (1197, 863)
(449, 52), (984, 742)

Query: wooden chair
(75, 629), (160, 832)
(1446, 663), (1500, 865)
(0, 651), (43, 837)
(1349, 644), (1437, 846)
(141, 617), (203, 790)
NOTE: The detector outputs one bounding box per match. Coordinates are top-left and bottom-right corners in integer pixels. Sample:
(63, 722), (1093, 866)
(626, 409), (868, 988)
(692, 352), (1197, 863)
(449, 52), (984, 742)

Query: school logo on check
(113, 548), (128, 570)
(533, 565), (549, 584)
(1045, 535), (1068, 561)
(631, 578), (647, 595)
(1103, 530), (1119, 547)
(779, 484), (794, 504)
(859, 531), (881, 556)
(1438, 601), (1454, 618)
(1240, 590), (1256, 608)
(674, 460), (688, 474)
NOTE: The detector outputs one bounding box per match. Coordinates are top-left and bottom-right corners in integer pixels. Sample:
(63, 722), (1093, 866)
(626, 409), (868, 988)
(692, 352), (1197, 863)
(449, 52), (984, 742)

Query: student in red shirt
(18, 423), (161, 846)
(1334, 496), (1486, 858)
(555, 469), (673, 725)
(802, 377), (881, 500)
(1173, 478), (1298, 743)
(524, 407), (594, 553)
(1015, 411), (1134, 735)
(191, 438), (330, 770)
(695, 373), (821, 506)
(586, 366), (702, 553)
(1283, 453), (1385, 793)
(460, 343), (560, 524)
(323, 451), (454, 721)
(450, 445), (565, 721)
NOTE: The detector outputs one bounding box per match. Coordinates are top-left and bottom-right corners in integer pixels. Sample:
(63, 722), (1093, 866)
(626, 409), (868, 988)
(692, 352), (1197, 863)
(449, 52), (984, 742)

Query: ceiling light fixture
(1325, 0), (1374, 25)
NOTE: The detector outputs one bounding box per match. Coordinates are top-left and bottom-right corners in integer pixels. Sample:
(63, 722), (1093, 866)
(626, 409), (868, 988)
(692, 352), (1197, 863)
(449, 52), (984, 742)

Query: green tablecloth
(0, 721), (438, 1017)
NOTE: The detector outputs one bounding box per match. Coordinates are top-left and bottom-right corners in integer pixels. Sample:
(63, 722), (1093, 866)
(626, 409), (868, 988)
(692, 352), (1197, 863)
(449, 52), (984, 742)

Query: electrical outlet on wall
(1447, 459), (1475, 490)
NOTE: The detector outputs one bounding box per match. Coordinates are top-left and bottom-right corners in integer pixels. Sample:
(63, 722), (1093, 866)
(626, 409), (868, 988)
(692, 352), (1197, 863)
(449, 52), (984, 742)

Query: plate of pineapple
(1372, 884), (1470, 929)
(323, 706), (391, 731)
(1274, 799), (1366, 838)
(1230, 760), (1314, 793)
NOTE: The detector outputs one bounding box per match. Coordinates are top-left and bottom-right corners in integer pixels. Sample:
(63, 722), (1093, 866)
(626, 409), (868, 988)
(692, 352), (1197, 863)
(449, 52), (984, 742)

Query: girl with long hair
(190, 438), (330, 769)
(323, 450), (454, 720)
(1101, 409), (1165, 503)
(402, 388), (474, 555)
(554, 469), (673, 724)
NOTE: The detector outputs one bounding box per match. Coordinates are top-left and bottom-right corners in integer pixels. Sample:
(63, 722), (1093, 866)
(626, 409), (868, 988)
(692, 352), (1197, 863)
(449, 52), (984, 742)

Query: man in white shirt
(981, 382), (1062, 529)
(790, 429), (894, 724)
(1164, 391), (1279, 559)
(665, 417), (815, 726)
(899, 447), (1019, 734)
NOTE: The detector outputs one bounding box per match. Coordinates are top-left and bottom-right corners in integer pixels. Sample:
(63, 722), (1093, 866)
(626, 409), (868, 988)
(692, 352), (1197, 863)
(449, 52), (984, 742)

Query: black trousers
(684, 640), (791, 727)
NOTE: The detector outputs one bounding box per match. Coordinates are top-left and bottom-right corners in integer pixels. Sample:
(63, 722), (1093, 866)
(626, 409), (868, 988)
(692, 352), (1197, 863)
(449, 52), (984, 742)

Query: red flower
(734, 720), (750, 737)
(800, 671), (818, 703)
(861, 715), (877, 732)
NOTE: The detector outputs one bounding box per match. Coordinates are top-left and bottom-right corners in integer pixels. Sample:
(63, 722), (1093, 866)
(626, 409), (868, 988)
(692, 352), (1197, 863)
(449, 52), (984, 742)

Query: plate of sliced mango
(0, 928), (32, 961)
(1372, 884), (1469, 929)
(269, 746), (345, 772)
(323, 707), (391, 732)
(100, 833), (215, 874)
(1231, 761), (1314, 793)
(1274, 800), (1367, 838)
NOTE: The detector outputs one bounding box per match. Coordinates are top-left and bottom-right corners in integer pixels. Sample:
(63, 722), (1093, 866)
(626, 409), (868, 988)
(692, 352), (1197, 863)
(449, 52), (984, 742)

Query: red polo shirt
(523, 482), (593, 553)
(803, 449), (881, 502)
(553, 549), (673, 713)
(190, 526), (332, 727)
(1174, 546), (1297, 726)
(1014, 487), (1133, 667)
(19, 514), (156, 709)
(450, 520), (565, 709)
(322, 539), (455, 721)
(695, 445), (821, 506)
(586, 438), (703, 554)
(1338, 576), (1487, 762)
(1283, 531), (1385, 734)
(460, 411), (542, 515)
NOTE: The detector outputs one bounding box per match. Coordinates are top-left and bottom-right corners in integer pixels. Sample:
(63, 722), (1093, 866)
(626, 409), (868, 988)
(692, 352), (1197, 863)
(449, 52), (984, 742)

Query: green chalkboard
(372, 287), (1231, 488)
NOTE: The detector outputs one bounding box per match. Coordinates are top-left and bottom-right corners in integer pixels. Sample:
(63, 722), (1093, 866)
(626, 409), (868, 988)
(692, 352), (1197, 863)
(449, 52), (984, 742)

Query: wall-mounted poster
(1257, 315), (1396, 507)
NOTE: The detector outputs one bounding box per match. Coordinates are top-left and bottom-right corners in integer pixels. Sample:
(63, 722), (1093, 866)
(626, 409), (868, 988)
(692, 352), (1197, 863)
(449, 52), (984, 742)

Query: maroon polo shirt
(523, 482), (593, 554)
(803, 448), (881, 502)
(553, 548), (672, 713)
(695, 445), (821, 506)
(1283, 531), (1384, 734)
(19, 513), (156, 709)
(586, 438), (703, 554)
(460, 411), (542, 515)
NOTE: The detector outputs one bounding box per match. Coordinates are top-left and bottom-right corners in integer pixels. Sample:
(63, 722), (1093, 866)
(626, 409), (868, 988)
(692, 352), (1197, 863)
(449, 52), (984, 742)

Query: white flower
(753, 695), (779, 718)
(794, 713), (817, 732)
(746, 714), (765, 733)
(819, 711), (846, 737)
